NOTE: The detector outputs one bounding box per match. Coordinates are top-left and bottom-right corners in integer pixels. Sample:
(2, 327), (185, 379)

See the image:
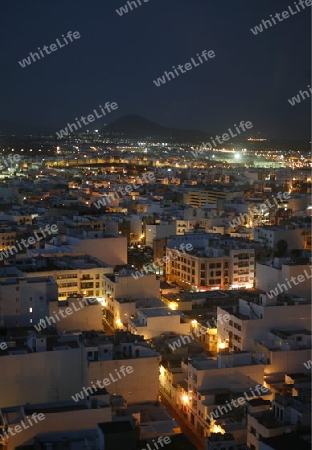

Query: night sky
(1, 0), (311, 138)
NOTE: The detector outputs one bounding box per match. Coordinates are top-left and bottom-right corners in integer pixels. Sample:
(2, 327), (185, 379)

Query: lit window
(29, 307), (33, 313)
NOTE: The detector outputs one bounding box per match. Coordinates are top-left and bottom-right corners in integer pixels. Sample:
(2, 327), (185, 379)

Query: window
(29, 308), (33, 313)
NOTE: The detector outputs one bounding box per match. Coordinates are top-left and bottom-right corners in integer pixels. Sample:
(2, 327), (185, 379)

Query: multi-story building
(145, 222), (176, 247)
(0, 276), (57, 327)
(0, 226), (17, 251)
(103, 268), (160, 328)
(84, 331), (161, 404)
(254, 223), (311, 250)
(48, 231), (127, 266)
(184, 188), (243, 208)
(160, 351), (268, 441)
(217, 294), (311, 353)
(0, 399), (113, 450)
(16, 255), (113, 300)
(166, 233), (255, 290)
(256, 259), (312, 299)
(0, 333), (86, 408)
(246, 389), (311, 450)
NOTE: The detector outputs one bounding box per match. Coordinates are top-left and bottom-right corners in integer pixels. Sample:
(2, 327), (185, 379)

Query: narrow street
(102, 316), (115, 335)
(159, 392), (205, 450)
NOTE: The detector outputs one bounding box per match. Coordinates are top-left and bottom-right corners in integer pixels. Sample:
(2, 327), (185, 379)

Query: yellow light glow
(115, 318), (122, 328)
(219, 342), (226, 349)
(182, 395), (189, 403)
(210, 422), (225, 434)
(169, 302), (178, 311)
(191, 319), (198, 326)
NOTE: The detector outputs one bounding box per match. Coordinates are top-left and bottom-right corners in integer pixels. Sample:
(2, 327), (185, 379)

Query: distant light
(234, 153), (241, 160)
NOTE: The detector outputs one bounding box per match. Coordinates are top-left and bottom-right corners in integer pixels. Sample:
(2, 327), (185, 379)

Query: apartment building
(84, 331), (161, 404)
(0, 399), (112, 450)
(0, 226), (17, 251)
(162, 352), (268, 440)
(0, 333), (86, 408)
(256, 259), (312, 299)
(184, 188), (243, 208)
(254, 223), (311, 250)
(48, 231), (127, 266)
(145, 222), (176, 247)
(166, 233), (255, 290)
(246, 389), (311, 450)
(103, 268), (160, 328)
(217, 294), (311, 353)
(0, 276), (57, 327)
(17, 255), (113, 300)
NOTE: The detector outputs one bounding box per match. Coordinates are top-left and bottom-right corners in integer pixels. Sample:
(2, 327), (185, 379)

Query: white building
(217, 294), (311, 353)
(103, 268), (160, 329)
(0, 334), (86, 408)
(0, 276), (57, 328)
(127, 308), (189, 339)
(84, 332), (161, 404)
(256, 260), (312, 299)
(16, 254), (113, 300)
(254, 224), (311, 250)
(47, 231), (127, 266)
(145, 222), (176, 247)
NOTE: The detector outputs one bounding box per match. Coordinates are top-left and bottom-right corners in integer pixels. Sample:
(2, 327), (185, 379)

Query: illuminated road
(159, 390), (205, 450)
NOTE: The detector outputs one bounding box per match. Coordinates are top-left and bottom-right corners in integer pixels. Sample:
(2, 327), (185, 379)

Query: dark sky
(1, 0), (311, 138)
